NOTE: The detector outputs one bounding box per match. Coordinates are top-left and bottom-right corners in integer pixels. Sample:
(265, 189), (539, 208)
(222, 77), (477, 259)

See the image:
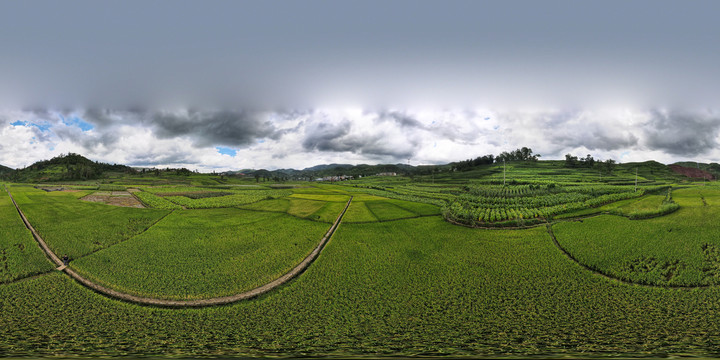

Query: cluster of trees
(1, 153), (135, 181)
(496, 147), (540, 162)
(451, 147), (539, 171)
(450, 155), (495, 171)
(565, 153), (617, 173)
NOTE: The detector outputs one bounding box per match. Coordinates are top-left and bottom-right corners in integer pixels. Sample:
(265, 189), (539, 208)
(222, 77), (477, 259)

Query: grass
(0, 188), (54, 283)
(71, 209), (328, 300)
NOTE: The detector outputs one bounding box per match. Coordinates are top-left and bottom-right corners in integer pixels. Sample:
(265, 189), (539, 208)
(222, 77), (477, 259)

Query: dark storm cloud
(148, 110), (280, 147)
(124, 152), (193, 167)
(302, 120), (353, 152)
(302, 117), (417, 158)
(54, 125), (119, 150)
(383, 111), (425, 129)
(643, 110), (720, 156)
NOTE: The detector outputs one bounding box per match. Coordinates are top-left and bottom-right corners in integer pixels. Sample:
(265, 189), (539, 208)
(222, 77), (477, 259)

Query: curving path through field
(545, 221), (714, 289)
(5, 186), (352, 307)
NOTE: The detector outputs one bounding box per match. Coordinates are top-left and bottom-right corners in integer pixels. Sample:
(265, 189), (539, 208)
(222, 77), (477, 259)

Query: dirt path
(6, 186), (352, 307)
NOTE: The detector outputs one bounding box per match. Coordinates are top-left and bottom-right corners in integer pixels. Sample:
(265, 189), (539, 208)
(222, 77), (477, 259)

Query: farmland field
(8, 185), (170, 259)
(71, 209), (329, 300)
(0, 186), (54, 283)
(4, 169), (720, 358)
(552, 187), (720, 286)
(5, 215), (720, 357)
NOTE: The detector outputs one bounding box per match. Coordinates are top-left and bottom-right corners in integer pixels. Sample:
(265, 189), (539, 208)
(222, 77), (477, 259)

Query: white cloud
(1, 107), (719, 171)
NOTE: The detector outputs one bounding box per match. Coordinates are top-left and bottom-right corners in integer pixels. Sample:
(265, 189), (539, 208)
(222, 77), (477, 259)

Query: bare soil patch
(669, 165), (715, 180)
(81, 191), (145, 208)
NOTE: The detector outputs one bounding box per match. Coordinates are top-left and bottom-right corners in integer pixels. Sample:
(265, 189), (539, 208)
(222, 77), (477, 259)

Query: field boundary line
(71, 209), (176, 262)
(545, 222), (714, 290)
(0, 270), (55, 286)
(7, 186), (353, 307)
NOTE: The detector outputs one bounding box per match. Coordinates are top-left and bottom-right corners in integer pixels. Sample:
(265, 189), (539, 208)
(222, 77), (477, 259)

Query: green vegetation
(4, 155), (720, 358)
(553, 187), (720, 286)
(0, 187), (54, 283)
(287, 198), (327, 218)
(133, 190), (183, 209)
(9, 185), (169, 259)
(5, 216), (720, 357)
(72, 209), (328, 300)
(445, 184), (647, 226)
(0, 153), (135, 182)
(146, 187), (292, 209)
(609, 187), (680, 219)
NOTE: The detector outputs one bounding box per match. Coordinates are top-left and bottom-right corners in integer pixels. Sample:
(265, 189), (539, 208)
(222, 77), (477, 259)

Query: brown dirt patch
(669, 164), (715, 180)
(81, 191), (145, 208)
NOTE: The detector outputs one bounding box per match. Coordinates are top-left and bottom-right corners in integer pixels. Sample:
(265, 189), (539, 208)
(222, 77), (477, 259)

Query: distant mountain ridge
(3, 152), (719, 183)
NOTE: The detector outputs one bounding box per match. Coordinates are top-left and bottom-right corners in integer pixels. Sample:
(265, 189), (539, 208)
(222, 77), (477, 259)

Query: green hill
(1, 153), (135, 182)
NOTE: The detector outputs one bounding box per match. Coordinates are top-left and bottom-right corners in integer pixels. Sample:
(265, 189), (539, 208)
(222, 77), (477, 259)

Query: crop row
(133, 191), (183, 210)
(343, 186), (447, 206)
(163, 189), (292, 208)
(446, 190), (644, 225)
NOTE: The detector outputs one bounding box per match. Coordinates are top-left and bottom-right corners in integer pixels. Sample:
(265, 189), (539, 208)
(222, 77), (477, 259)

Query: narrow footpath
(5, 186), (352, 307)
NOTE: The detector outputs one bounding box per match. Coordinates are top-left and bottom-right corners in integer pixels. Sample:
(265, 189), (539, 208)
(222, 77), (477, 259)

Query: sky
(1, 0), (720, 171)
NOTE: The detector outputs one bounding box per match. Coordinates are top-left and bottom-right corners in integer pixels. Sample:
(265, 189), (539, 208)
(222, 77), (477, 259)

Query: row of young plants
(162, 189), (292, 208)
(610, 187), (680, 220)
(343, 186), (447, 207)
(445, 188), (645, 227)
(133, 191), (183, 210)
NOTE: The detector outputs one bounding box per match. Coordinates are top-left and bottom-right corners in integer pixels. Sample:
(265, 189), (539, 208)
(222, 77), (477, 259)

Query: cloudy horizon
(2, 1), (720, 171)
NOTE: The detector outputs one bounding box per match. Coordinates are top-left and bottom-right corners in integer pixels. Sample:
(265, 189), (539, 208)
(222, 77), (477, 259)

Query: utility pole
(635, 167), (638, 192)
(503, 158), (506, 186)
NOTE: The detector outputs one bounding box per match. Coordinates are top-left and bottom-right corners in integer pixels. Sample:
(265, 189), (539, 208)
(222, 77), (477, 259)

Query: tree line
(451, 147), (539, 171)
(565, 153), (617, 173)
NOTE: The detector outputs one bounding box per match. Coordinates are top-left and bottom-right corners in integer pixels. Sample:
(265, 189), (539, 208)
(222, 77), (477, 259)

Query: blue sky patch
(216, 146), (237, 157)
(11, 120), (52, 132)
(59, 114), (94, 131)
